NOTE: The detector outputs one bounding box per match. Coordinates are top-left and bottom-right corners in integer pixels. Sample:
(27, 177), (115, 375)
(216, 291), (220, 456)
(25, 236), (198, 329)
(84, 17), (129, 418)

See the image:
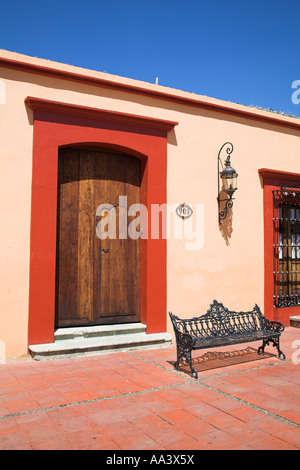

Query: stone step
(54, 323), (147, 341)
(29, 324), (172, 361)
(290, 316), (300, 328)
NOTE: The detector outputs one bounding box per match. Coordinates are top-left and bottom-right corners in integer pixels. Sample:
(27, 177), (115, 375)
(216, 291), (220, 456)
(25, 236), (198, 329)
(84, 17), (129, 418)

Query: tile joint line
(128, 352), (300, 430)
(0, 381), (187, 421)
(1, 352), (299, 431)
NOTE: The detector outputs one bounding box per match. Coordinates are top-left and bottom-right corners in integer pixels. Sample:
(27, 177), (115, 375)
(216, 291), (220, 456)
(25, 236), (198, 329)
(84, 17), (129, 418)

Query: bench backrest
(169, 300), (265, 340)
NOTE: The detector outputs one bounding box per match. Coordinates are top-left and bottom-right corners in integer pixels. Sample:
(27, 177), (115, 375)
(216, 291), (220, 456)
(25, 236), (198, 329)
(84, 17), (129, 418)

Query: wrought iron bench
(169, 300), (285, 379)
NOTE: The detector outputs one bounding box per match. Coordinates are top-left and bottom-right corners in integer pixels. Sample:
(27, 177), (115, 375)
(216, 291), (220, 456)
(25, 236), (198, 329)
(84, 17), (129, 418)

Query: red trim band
(259, 168), (300, 183)
(25, 97), (178, 132)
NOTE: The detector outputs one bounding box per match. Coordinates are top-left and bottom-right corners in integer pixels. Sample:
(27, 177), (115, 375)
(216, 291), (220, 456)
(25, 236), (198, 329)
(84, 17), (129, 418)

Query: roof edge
(1, 53), (300, 131)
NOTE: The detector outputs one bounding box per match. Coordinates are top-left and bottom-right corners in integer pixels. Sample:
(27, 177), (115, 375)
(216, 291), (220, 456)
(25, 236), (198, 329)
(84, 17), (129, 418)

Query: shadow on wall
(218, 189), (233, 245)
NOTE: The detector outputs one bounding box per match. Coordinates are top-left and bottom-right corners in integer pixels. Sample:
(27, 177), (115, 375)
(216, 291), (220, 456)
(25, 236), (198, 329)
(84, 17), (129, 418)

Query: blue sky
(1, 0), (300, 117)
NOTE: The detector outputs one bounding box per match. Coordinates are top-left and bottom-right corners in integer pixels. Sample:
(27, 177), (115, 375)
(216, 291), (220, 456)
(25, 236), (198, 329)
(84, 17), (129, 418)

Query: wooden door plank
(125, 156), (140, 319)
(56, 148), (80, 326)
(105, 154), (126, 317)
(94, 152), (110, 322)
(78, 150), (95, 323)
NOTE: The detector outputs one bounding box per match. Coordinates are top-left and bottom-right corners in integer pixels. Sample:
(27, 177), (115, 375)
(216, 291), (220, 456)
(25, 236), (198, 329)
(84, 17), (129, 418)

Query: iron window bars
(273, 185), (300, 307)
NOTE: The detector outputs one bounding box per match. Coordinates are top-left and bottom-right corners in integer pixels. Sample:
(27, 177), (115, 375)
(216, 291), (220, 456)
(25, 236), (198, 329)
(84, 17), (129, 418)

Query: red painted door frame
(26, 97), (177, 346)
(259, 168), (300, 326)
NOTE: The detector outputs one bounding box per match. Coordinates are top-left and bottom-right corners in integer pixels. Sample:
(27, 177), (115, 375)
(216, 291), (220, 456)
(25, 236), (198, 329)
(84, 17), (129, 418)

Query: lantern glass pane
(221, 174), (237, 192)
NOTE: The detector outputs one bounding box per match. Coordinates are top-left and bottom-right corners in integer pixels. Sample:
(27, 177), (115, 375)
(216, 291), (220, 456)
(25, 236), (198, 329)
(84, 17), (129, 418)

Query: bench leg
(274, 337), (286, 360)
(257, 339), (267, 357)
(174, 345), (198, 379)
(258, 338), (286, 361)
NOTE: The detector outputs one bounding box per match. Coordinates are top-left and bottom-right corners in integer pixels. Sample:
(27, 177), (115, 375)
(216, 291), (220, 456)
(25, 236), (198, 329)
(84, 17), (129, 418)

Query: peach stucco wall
(1, 49), (300, 357)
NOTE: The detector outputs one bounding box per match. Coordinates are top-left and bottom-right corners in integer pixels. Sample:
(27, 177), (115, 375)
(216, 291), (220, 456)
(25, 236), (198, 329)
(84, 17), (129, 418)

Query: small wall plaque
(176, 203), (193, 219)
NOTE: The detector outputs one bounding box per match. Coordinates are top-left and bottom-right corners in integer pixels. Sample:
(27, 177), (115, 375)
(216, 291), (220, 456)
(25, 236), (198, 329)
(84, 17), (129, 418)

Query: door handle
(101, 248), (110, 254)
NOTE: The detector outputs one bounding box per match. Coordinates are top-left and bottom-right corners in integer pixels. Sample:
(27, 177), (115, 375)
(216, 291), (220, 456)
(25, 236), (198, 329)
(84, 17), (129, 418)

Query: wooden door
(55, 148), (141, 327)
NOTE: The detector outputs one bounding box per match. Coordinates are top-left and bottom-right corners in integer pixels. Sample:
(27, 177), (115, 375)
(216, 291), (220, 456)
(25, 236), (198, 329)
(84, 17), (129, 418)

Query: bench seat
(193, 329), (281, 349)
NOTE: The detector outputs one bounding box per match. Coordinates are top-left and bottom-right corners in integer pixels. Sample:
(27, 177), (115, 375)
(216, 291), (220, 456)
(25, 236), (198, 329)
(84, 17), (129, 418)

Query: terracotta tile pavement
(0, 327), (299, 450)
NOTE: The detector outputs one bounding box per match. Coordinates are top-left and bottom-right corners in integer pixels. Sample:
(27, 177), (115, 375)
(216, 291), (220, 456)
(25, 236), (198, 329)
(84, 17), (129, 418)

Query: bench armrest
(174, 330), (195, 349)
(263, 318), (285, 333)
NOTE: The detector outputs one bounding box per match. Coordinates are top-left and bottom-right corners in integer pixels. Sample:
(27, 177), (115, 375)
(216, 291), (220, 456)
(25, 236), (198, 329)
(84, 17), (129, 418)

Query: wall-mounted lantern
(217, 142), (238, 224)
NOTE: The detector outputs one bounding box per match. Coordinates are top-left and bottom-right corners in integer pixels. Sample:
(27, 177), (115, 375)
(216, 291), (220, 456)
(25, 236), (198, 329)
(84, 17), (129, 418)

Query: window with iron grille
(273, 185), (300, 307)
